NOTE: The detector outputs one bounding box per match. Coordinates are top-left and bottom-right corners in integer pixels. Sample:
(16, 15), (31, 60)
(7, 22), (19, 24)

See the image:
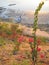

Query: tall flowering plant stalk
(30, 1), (44, 65)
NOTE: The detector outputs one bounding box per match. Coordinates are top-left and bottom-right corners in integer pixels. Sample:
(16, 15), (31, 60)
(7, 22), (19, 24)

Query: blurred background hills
(0, 7), (49, 24)
(0, 7), (49, 32)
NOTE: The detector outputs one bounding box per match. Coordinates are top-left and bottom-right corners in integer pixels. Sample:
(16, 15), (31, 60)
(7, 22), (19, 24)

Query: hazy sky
(0, 0), (49, 11)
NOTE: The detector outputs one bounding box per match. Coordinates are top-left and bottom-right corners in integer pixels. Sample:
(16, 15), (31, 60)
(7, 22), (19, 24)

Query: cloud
(0, 0), (49, 11)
